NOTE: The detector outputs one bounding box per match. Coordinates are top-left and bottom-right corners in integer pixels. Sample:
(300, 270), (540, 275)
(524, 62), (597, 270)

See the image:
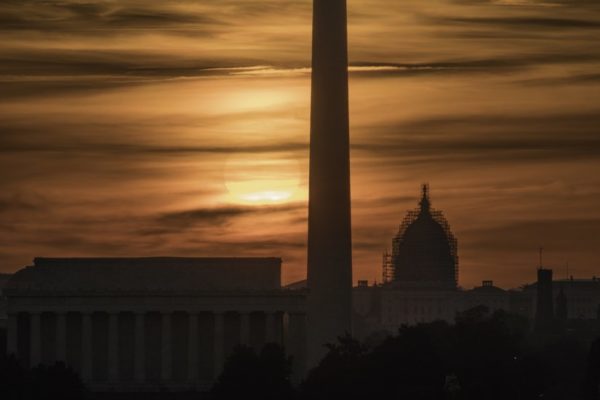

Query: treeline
(214, 306), (600, 400)
(0, 356), (85, 400)
(2, 306), (600, 399)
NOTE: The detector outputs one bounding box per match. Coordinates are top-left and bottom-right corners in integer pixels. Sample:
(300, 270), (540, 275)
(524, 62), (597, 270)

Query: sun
(224, 153), (302, 205)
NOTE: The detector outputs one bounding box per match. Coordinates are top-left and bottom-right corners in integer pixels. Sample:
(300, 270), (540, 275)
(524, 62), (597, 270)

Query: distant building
(0, 273), (11, 328)
(0, 273), (11, 356)
(523, 276), (600, 321)
(4, 257), (307, 391)
(355, 270), (600, 339)
(462, 280), (509, 313)
(353, 280), (513, 338)
(556, 284), (568, 322)
(353, 185), (600, 338)
(383, 184), (458, 288)
(534, 268), (554, 332)
(355, 185), (462, 336)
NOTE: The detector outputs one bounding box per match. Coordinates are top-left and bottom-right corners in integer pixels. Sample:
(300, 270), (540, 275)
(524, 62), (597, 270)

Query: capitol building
(352, 185), (600, 339)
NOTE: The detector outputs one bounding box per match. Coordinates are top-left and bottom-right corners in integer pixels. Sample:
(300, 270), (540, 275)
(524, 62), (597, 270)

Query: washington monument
(307, 0), (353, 366)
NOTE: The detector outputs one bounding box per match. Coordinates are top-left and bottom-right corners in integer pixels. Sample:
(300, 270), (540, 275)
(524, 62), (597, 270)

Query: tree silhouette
(299, 307), (593, 400)
(301, 334), (369, 400)
(211, 343), (294, 400)
(0, 356), (85, 400)
(583, 337), (600, 400)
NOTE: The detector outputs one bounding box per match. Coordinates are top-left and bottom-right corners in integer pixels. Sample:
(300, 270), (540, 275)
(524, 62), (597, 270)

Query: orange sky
(1, 0), (600, 288)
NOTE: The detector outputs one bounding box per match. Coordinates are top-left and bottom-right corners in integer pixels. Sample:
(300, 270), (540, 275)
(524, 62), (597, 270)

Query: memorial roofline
(33, 257), (282, 267)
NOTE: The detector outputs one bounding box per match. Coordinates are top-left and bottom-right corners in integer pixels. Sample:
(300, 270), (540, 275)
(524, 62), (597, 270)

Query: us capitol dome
(383, 184), (458, 289)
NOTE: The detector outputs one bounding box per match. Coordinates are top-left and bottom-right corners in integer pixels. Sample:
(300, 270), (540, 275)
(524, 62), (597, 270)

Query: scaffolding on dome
(381, 186), (459, 285)
(382, 250), (393, 283)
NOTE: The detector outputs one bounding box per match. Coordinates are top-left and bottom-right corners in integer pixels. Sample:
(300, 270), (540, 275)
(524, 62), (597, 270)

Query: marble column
(6, 313), (18, 357)
(188, 313), (199, 382)
(161, 312), (172, 382)
(108, 312), (119, 382)
(213, 312), (224, 378)
(240, 312), (250, 346)
(275, 312), (284, 345)
(82, 313), (93, 382)
(134, 313), (145, 384)
(30, 312), (41, 367)
(265, 312), (275, 344)
(56, 312), (67, 363)
(287, 312), (307, 382)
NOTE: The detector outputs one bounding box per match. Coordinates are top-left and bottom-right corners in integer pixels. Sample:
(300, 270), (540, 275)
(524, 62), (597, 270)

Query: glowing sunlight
(224, 153), (302, 205)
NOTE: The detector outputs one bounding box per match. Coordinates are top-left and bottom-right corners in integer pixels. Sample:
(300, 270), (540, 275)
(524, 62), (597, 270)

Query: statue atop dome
(419, 184), (431, 214)
(383, 185), (458, 289)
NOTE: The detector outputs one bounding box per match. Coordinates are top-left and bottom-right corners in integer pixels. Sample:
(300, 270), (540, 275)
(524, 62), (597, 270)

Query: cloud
(351, 112), (600, 164)
(0, 195), (39, 214)
(2, 52), (597, 102)
(0, 1), (225, 33)
(461, 218), (600, 253)
(153, 203), (305, 231)
(1, 0), (598, 87)
(518, 72), (600, 85)
(0, 48), (259, 78)
(451, 0), (600, 6)
(0, 138), (308, 156)
(7, 108), (599, 169)
(438, 15), (600, 28)
(170, 237), (307, 255)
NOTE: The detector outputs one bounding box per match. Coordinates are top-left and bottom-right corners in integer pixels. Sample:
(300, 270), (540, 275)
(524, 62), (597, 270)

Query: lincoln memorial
(4, 257), (307, 391)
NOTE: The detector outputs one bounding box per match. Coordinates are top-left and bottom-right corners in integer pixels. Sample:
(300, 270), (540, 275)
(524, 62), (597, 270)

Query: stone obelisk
(307, 0), (353, 367)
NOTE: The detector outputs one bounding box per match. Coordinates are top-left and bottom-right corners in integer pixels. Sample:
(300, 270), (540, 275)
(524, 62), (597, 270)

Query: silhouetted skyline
(1, 0), (600, 289)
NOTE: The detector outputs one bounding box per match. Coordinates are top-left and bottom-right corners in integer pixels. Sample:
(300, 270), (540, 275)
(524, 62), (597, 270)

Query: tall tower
(306, 0), (353, 366)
